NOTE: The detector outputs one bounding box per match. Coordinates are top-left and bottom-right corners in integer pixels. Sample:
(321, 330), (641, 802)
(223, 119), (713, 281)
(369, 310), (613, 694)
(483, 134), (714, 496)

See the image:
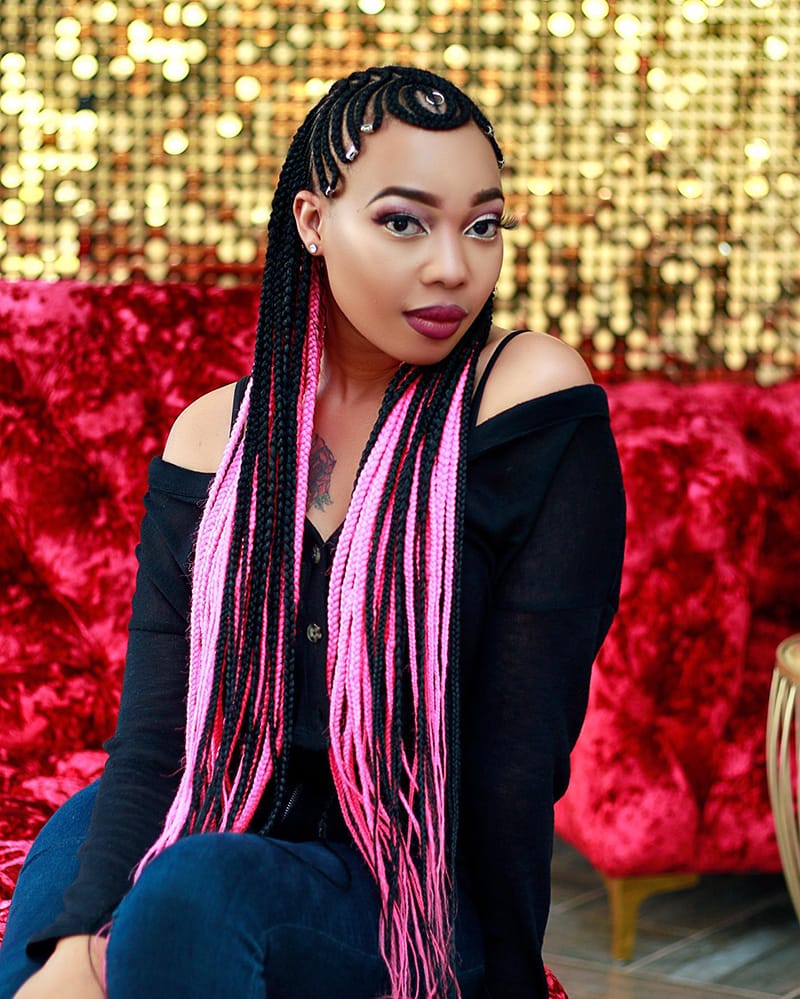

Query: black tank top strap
(471, 329), (529, 421)
(230, 374), (252, 432)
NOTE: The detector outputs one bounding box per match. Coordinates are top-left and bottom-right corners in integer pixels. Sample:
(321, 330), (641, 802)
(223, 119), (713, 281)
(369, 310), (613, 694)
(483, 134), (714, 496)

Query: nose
(422, 231), (468, 288)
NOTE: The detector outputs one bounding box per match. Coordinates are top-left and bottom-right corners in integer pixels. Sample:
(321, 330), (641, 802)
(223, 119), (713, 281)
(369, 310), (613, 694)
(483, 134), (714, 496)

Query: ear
(293, 190), (325, 254)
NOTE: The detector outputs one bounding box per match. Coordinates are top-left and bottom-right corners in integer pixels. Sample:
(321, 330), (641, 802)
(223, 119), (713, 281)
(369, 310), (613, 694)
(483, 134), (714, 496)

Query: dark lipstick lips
(403, 305), (468, 340)
(404, 306), (468, 322)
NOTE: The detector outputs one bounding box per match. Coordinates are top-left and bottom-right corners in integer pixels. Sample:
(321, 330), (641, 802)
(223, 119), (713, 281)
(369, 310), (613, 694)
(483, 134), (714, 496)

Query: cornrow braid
(138, 66), (503, 999)
(308, 66), (503, 199)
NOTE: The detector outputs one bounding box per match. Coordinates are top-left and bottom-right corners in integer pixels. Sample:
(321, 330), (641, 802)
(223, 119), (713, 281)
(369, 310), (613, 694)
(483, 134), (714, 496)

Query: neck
(319, 300), (402, 407)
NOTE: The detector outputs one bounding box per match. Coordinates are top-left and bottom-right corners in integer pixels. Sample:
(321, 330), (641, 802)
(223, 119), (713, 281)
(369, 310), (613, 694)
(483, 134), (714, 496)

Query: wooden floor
(544, 837), (800, 999)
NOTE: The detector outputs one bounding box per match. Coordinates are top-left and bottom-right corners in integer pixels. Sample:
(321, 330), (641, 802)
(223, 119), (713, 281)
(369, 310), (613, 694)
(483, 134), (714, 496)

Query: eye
(466, 215), (501, 238)
(377, 213), (428, 237)
(466, 211), (519, 239)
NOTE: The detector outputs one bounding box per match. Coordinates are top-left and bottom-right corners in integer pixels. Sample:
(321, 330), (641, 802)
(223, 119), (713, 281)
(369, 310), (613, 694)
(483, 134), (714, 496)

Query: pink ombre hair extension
(135, 269), (324, 876)
(327, 362), (473, 998)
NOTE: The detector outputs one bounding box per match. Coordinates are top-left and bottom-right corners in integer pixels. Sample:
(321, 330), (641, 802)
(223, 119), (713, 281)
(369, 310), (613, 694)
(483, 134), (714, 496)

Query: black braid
(180, 107), (318, 834)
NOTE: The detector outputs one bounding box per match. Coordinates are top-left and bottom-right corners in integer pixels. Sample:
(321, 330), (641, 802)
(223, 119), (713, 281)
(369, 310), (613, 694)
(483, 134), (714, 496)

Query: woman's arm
(26, 383), (238, 957)
(475, 329), (592, 425)
(14, 936), (106, 999)
(462, 412), (626, 997)
(26, 465), (207, 955)
(162, 382), (236, 473)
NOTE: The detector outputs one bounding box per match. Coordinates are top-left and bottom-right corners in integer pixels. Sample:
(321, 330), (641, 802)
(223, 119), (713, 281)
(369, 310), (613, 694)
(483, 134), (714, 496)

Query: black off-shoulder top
(30, 338), (626, 998)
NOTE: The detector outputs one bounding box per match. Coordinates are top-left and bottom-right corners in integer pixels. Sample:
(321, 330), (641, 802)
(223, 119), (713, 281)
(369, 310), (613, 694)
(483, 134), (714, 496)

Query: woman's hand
(13, 934), (107, 999)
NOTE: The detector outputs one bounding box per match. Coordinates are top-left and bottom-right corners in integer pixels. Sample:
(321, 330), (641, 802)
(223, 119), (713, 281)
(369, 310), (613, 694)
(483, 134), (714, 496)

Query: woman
(0, 66), (625, 998)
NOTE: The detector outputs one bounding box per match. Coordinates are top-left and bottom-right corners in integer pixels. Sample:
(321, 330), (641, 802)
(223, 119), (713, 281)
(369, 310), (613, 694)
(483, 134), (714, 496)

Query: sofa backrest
(1, 278), (799, 799)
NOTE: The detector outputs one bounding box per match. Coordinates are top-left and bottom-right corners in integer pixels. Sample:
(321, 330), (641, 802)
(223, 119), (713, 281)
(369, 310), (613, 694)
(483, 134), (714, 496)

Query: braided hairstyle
(139, 66), (505, 999)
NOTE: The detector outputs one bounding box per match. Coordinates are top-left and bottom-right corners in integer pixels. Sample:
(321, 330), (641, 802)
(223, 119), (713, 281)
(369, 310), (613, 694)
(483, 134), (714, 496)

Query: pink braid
(135, 379), (253, 872)
(233, 267), (323, 828)
(136, 267), (324, 875)
(328, 362), (472, 998)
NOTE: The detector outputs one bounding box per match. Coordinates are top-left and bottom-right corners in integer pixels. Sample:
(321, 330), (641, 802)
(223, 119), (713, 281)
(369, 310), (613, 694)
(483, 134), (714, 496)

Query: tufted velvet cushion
(554, 379), (800, 877)
(1, 281), (798, 997)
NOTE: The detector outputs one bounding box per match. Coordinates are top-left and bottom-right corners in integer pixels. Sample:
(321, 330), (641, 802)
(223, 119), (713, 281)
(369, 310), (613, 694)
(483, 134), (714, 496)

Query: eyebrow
(367, 185), (504, 208)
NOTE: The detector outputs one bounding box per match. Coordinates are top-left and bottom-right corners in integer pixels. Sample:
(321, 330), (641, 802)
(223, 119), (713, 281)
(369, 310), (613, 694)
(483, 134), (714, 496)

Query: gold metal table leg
(766, 634), (800, 927)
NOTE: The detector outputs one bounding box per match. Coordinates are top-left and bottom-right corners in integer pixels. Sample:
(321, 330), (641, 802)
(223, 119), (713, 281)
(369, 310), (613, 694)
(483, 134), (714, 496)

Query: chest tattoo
(308, 432), (336, 511)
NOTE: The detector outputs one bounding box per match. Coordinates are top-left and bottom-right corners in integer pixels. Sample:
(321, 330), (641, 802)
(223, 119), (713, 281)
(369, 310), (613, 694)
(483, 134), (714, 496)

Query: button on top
(306, 622), (323, 643)
(311, 544), (321, 564)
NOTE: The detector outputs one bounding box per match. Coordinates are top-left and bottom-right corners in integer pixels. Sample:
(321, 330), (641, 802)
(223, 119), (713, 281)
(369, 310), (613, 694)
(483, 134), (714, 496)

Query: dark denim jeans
(0, 782), (485, 998)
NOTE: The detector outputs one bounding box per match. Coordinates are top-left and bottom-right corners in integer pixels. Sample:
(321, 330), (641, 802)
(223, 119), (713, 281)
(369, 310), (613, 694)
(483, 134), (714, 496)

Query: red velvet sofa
(1, 279), (799, 959)
(553, 375), (800, 956)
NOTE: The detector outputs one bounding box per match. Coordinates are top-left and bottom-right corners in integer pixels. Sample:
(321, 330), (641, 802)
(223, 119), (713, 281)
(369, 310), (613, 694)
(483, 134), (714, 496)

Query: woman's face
(294, 118), (506, 367)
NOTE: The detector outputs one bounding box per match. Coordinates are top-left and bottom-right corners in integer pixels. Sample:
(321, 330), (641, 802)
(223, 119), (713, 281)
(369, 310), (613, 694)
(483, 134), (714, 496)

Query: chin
(401, 338), (465, 368)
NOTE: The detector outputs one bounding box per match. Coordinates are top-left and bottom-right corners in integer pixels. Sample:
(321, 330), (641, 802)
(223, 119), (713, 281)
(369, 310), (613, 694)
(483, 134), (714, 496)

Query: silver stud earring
(308, 242), (318, 254)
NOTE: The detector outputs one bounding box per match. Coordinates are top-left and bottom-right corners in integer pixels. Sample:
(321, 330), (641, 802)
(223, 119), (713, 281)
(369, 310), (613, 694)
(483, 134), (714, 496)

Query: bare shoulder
(162, 381), (239, 473)
(475, 328), (593, 425)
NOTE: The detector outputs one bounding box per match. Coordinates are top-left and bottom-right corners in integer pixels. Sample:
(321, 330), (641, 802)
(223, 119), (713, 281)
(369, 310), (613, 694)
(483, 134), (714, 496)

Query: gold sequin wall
(1, 0), (799, 380)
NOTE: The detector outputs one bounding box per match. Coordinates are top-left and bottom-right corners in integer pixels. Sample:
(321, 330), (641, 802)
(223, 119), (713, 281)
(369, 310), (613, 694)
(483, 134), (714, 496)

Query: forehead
(335, 118), (502, 203)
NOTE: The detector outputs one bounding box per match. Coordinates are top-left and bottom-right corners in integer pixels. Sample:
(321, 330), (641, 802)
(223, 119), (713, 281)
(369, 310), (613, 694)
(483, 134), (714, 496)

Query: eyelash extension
(378, 212), (419, 223)
(377, 210), (519, 235)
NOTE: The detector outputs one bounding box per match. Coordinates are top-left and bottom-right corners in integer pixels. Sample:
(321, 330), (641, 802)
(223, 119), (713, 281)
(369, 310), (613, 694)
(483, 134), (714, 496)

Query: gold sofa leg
(602, 873), (699, 961)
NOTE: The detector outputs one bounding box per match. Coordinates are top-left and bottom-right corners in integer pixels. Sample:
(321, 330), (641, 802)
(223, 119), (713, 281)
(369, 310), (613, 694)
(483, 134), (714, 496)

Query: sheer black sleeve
(461, 411), (626, 998)
(27, 459), (212, 956)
